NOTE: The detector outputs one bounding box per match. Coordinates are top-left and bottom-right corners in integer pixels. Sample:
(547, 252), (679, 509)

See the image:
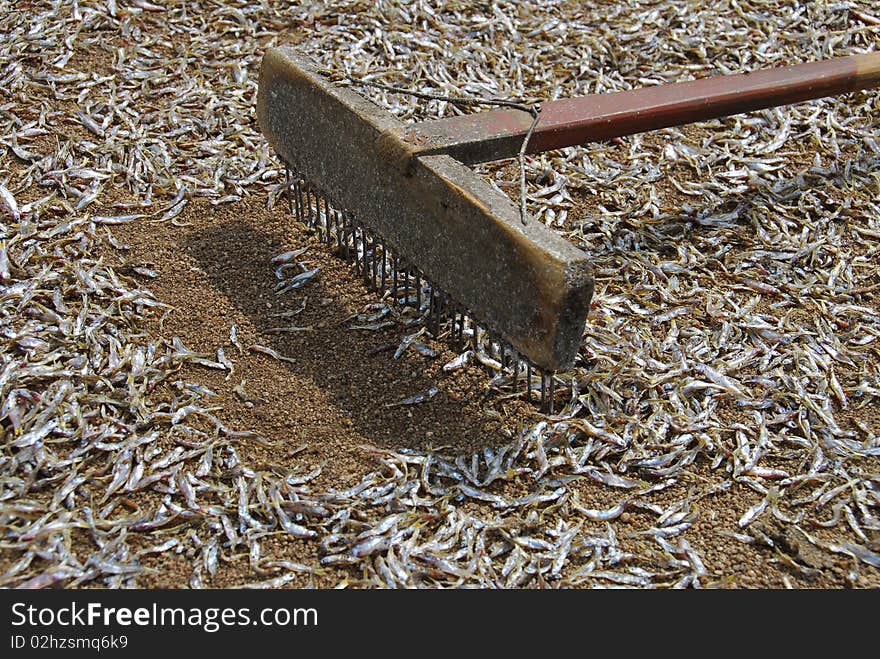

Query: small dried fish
(276, 267), (320, 293)
(443, 350), (474, 372)
(394, 327), (426, 359)
(386, 386), (439, 407)
(248, 344), (297, 365)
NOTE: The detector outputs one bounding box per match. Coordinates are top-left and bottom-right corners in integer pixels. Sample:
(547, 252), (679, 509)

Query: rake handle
(410, 52), (880, 164)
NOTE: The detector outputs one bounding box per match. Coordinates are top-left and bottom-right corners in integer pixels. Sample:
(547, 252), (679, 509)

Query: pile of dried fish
(2, 0), (879, 589)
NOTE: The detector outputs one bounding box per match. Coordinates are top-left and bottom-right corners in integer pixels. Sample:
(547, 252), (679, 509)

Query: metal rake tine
(316, 192), (323, 240)
(312, 189), (320, 229)
(362, 224), (369, 282)
(428, 287), (437, 335)
(321, 194), (330, 242)
(380, 239), (387, 291)
(285, 166), (294, 215)
(371, 232), (378, 290)
(457, 312), (465, 350)
(437, 291), (447, 336)
(311, 188), (320, 230)
(353, 219), (360, 271)
(342, 212), (351, 259)
(450, 311), (457, 349)
(402, 263), (410, 306)
(430, 289), (442, 338)
(526, 362), (532, 402)
(512, 351), (519, 392)
(339, 212), (346, 258)
(361, 225), (369, 284)
(367, 229), (375, 289)
(304, 186), (312, 226)
(294, 177), (304, 225)
(311, 188), (320, 233)
(354, 218), (360, 268)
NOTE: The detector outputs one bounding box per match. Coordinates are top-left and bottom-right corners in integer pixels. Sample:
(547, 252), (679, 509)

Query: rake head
(256, 47), (595, 380)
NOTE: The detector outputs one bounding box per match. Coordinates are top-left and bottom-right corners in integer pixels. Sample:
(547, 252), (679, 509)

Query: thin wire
(519, 106), (541, 226)
(345, 76), (542, 225)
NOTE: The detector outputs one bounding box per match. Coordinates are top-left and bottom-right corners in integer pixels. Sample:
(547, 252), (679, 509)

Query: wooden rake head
(257, 47), (594, 374)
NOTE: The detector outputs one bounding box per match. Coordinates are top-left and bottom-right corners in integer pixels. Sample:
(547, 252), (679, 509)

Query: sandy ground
(2, 1), (878, 589)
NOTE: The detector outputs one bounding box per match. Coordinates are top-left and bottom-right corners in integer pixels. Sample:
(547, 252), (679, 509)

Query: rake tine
(449, 309), (457, 349)
(362, 224), (369, 282)
(321, 194), (330, 242)
(312, 189), (320, 230)
(402, 263), (410, 306)
(370, 231), (379, 290)
(512, 351), (519, 392)
(457, 312), (465, 351)
(294, 177), (304, 225)
(526, 362), (532, 402)
(312, 189), (319, 229)
(358, 224), (365, 281)
(285, 166), (294, 215)
(342, 212), (351, 259)
(432, 289), (443, 338)
(355, 221), (363, 276)
(371, 232), (378, 290)
(438, 291), (447, 335)
(311, 188), (320, 233)
(380, 239), (387, 291)
(360, 222), (366, 274)
(428, 288), (438, 335)
(362, 226), (370, 286)
(340, 212), (347, 259)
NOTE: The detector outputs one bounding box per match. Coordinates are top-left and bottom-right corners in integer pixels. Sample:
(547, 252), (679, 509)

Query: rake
(257, 47), (880, 409)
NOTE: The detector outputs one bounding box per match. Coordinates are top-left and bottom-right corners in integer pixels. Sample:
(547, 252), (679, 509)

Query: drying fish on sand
(0, 0), (877, 592)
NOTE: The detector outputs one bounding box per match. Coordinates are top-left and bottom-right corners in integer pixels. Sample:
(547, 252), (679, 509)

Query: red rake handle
(409, 52), (880, 164)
